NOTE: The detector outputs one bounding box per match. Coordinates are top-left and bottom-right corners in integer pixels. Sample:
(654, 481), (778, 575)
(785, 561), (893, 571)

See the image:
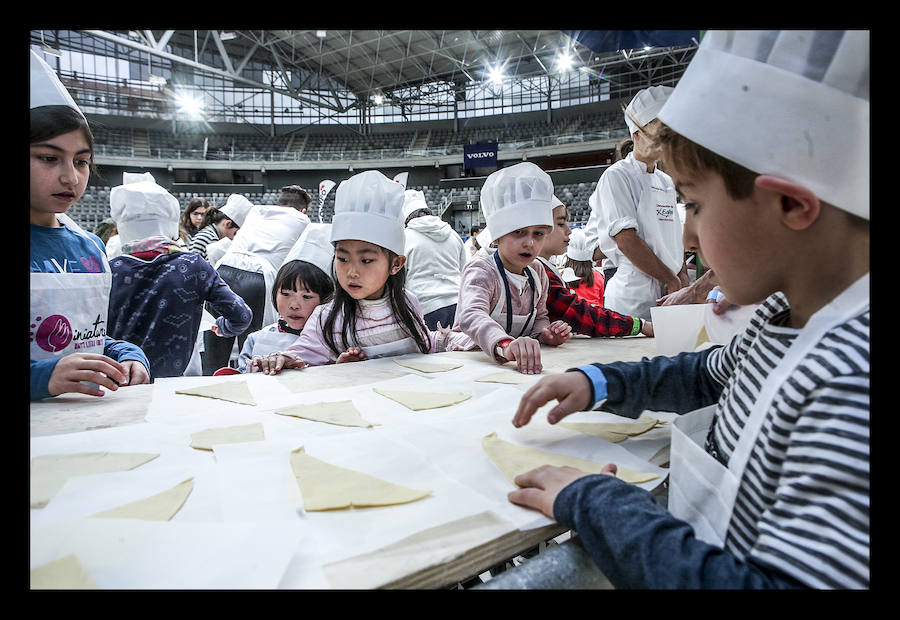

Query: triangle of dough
(190, 423), (266, 450)
(694, 325), (711, 350)
(31, 452), (160, 509)
(482, 433), (658, 486)
(475, 371), (541, 385)
(176, 380), (256, 406)
(91, 478), (194, 521)
(372, 388), (471, 411)
(393, 359), (463, 373)
(31, 554), (98, 589)
(275, 401), (376, 428)
(559, 416), (663, 441)
(290, 448), (431, 511)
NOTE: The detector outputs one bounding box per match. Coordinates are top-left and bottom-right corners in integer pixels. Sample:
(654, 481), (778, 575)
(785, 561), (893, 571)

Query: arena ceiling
(65, 29), (700, 114)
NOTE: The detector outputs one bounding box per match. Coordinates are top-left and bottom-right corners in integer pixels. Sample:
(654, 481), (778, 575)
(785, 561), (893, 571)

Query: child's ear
(754, 175), (821, 231)
(390, 255), (407, 275)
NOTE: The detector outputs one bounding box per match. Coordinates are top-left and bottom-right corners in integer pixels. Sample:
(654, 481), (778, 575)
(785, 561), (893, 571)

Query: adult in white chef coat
(584, 86), (688, 321)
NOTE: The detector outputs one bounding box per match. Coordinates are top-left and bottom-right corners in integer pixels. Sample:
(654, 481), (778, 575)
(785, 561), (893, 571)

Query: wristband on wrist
(495, 338), (513, 358)
(630, 318), (643, 336)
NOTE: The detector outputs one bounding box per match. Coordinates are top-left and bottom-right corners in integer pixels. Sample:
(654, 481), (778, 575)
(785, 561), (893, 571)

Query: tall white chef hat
(282, 223), (335, 278)
(401, 189), (430, 220)
(624, 85), (674, 136)
(566, 227), (594, 262)
(220, 193), (253, 227)
(30, 49), (84, 117)
(331, 170), (406, 256)
(657, 30), (869, 220)
(479, 162), (554, 241)
(109, 172), (181, 244)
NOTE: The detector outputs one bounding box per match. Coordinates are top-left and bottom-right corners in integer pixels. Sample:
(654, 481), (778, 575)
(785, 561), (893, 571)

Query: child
(509, 30), (869, 589)
(454, 162), (572, 375)
(30, 50), (150, 399)
(564, 228), (605, 307)
(273, 170), (473, 369)
(536, 200), (652, 338)
(238, 225), (335, 374)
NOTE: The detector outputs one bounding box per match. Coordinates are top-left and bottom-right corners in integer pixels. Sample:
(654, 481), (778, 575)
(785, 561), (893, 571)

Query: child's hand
(120, 360), (150, 385)
(251, 351), (305, 375)
(47, 353), (128, 397)
(336, 347), (367, 364)
(210, 324), (222, 337)
(539, 320), (572, 346)
(512, 370), (593, 427)
(641, 320), (654, 338)
(501, 337), (542, 375)
(508, 463), (616, 519)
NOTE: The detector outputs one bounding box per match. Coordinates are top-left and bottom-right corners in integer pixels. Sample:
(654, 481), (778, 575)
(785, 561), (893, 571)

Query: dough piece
(175, 380), (256, 406)
(275, 401), (376, 428)
(31, 554), (98, 589)
(694, 325), (711, 350)
(91, 478), (194, 521)
(31, 452), (160, 509)
(393, 359), (463, 373)
(372, 388), (471, 411)
(482, 433), (659, 485)
(190, 423), (266, 450)
(290, 447), (430, 511)
(559, 415), (664, 442)
(475, 371), (541, 385)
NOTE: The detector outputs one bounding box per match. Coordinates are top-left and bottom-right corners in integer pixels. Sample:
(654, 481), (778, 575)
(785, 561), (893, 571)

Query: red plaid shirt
(541, 262), (640, 337)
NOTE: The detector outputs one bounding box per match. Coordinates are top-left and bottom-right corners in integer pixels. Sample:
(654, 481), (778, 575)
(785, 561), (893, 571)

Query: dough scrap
(290, 447), (430, 511)
(393, 359), (463, 373)
(475, 371), (541, 385)
(190, 423), (266, 450)
(482, 433), (659, 486)
(30, 452), (160, 509)
(91, 478), (194, 521)
(694, 325), (711, 350)
(372, 387), (471, 411)
(31, 554), (98, 590)
(175, 380), (256, 406)
(275, 401), (376, 428)
(559, 416), (664, 442)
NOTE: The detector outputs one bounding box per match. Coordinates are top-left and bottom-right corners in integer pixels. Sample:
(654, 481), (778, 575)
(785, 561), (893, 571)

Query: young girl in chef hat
(269, 170), (473, 369)
(30, 50), (150, 399)
(454, 162), (572, 374)
(234, 224), (335, 374)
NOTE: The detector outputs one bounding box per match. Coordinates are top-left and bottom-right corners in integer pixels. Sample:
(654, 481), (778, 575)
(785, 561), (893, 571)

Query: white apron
(668, 273), (870, 547)
(31, 214), (111, 389)
(247, 325), (303, 359)
(490, 251), (543, 339)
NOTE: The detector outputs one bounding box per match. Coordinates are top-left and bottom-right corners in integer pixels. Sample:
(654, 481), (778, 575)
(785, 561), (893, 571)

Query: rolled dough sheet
(475, 370), (541, 385)
(30, 554), (98, 589)
(482, 433), (659, 486)
(190, 423), (266, 450)
(393, 359), (463, 373)
(274, 401), (376, 428)
(559, 416), (665, 442)
(290, 447), (431, 511)
(31, 452), (160, 509)
(91, 478), (194, 521)
(372, 387), (471, 411)
(175, 380), (256, 406)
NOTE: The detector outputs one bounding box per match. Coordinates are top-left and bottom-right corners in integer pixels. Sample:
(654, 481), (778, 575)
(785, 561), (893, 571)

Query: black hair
(470, 224), (483, 236)
(271, 260), (335, 308)
(278, 185), (312, 210)
(320, 245), (431, 358)
(198, 207), (237, 231)
(30, 105), (98, 176)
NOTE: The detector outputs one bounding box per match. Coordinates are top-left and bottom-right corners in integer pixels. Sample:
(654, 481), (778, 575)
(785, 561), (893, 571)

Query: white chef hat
(479, 162), (554, 241)
(476, 226), (494, 251)
(624, 85), (674, 135)
(559, 267), (581, 283)
(109, 173), (181, 244)
(331, 170), (406, 256)
(657, 30), (869, 220)
(282, 223), (335, 278)
(565, 227), (594, 261)
(551, 194), (565, 208)
(220, 194), (253, 227)
(30, 49), (84, 117)
(401, 189), (430, 220)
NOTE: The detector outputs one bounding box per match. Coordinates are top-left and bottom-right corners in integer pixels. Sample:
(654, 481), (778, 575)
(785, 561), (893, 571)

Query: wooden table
(31, 335), (663, 589)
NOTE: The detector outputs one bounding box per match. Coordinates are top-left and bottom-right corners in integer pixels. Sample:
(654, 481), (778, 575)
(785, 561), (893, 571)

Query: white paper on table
(30, 518), (304, 589)
(650, 303), (759, 356)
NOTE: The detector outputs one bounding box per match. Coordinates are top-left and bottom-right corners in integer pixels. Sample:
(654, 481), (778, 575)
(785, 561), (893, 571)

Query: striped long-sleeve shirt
(556, 291), (869, 588)
(188, 224), (221, 261)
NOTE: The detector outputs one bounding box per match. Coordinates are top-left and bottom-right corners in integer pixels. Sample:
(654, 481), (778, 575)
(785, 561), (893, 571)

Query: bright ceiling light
(488, 65), (504, 85)
(372, 93), (384, 105)
(316, 30), (327, 39)
(220, 31), (237, 41)
(175, 92), (204, 119)
(556, 52), (574, 72)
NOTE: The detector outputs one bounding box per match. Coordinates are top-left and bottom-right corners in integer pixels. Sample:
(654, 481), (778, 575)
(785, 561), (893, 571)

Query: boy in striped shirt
(508, 30), (869, 589)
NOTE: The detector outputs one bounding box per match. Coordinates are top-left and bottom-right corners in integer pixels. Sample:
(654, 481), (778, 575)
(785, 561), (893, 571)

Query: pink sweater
(453, 251), (550, 362)
(286, 291), (474, 366)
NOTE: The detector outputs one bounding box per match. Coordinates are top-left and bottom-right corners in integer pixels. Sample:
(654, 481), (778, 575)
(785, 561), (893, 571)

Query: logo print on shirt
(32, 314), (73, 352)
